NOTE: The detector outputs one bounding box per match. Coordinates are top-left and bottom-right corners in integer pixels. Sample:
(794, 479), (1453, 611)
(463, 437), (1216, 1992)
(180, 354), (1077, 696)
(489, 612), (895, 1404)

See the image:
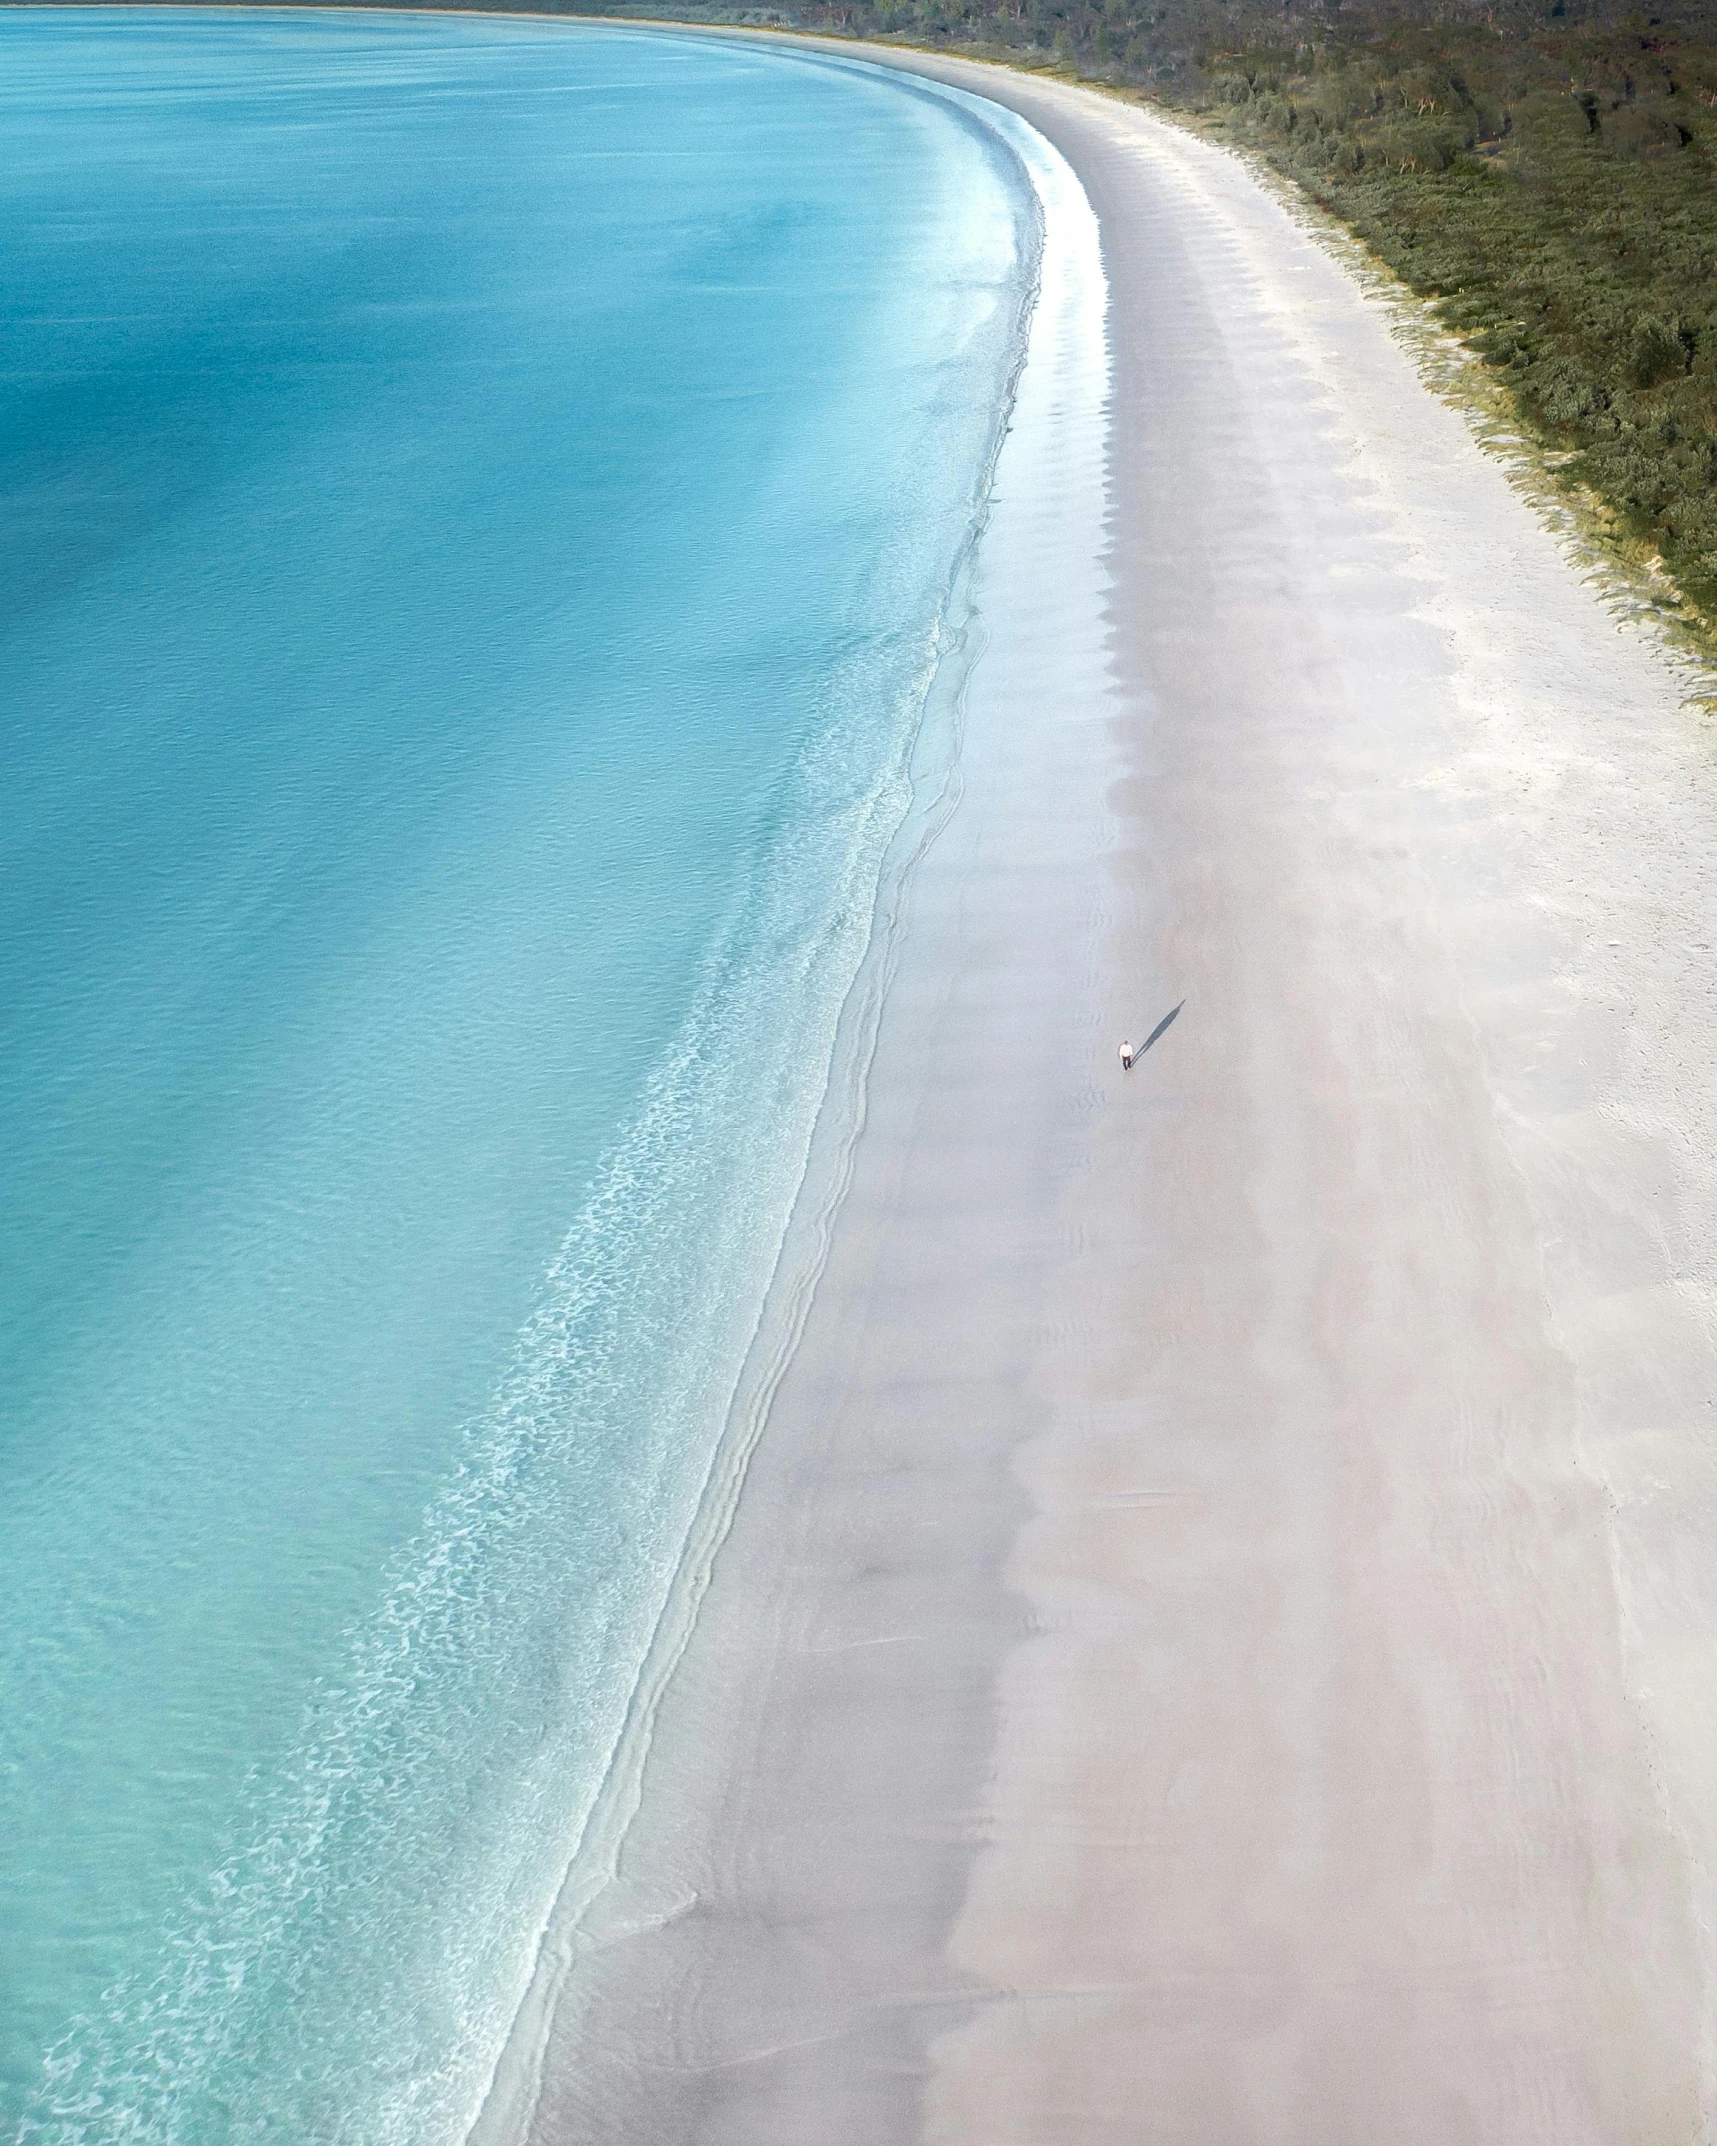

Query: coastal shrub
(1532, 358), (1605, 427)
(1606, 104), (1690, 160)
(1375, 117), (1461, 170)
(1632, 316), (1692, 389)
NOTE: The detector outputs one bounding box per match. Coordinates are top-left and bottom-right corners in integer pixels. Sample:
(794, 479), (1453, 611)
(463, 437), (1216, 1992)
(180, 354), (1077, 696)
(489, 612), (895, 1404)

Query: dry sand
(513, 51), (1717, 2146)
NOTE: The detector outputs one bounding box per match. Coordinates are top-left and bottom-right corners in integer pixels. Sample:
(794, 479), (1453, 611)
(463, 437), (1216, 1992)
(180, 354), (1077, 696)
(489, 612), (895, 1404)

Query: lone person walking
(1118, 1038), (1135, 1071)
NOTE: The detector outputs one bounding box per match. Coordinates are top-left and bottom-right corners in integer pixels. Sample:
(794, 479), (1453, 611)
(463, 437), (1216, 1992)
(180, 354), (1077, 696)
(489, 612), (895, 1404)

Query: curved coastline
(14, 14), (1714, 2138)
(473, 54), (1114, 2145)
(504, 36), (1717, 2146)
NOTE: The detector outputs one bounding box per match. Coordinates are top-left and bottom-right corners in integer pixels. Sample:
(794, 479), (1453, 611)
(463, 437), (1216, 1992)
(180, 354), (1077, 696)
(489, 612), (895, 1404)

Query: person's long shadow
(1138, 1001), (1184, 1056)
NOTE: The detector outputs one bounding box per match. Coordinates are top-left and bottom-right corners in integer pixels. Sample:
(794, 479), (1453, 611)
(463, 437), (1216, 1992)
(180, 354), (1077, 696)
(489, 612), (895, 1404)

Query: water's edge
(466, 55), (1072, 2145)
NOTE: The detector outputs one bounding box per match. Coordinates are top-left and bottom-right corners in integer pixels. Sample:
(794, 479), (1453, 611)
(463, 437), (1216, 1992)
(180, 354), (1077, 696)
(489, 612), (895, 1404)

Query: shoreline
(477, 49), (1119, 2143)
(18, 17), (1717, 2135)
(468, 53), (1074, 2143)
(68, 20), (1717, 2135)
(469, 33), (1717, 2143)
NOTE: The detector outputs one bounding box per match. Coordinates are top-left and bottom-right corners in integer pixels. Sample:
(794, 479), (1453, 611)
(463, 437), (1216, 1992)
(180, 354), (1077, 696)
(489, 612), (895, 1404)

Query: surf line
(465, 51), (1111, 2146)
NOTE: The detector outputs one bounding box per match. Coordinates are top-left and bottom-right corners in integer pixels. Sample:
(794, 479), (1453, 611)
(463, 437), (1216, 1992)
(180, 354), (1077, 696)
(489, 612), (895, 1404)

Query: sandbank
(505, 47), (1717, 2144)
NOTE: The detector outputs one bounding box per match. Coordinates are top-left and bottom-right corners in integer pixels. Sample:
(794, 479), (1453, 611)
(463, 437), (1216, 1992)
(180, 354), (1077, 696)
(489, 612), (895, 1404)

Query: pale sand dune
(517, 52), (1717, 2146)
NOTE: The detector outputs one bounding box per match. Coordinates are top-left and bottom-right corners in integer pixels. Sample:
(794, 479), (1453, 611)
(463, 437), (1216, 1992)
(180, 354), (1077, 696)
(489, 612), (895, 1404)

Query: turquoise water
(0, 13), (1035, 2138)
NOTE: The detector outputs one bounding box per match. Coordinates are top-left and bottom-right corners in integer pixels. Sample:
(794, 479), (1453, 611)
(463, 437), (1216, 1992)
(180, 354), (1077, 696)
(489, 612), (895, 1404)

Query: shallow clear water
(0, 13), (1034, 2137)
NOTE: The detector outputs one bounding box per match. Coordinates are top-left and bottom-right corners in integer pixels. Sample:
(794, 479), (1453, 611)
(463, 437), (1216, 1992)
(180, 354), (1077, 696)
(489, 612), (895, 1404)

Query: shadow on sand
(1137, 1000), (1184, 1057)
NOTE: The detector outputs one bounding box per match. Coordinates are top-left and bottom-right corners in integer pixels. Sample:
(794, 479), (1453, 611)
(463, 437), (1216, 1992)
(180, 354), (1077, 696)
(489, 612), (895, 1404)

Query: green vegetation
(1145, 3), (1717, 627)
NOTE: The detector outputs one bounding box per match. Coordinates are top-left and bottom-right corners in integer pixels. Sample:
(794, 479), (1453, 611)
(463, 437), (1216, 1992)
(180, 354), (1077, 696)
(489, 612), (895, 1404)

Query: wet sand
(514, 51), (1717, 2145)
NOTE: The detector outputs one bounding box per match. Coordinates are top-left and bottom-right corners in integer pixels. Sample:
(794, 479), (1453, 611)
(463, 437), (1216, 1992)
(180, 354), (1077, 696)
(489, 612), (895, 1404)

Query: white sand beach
(510, 50), (1717, 2144)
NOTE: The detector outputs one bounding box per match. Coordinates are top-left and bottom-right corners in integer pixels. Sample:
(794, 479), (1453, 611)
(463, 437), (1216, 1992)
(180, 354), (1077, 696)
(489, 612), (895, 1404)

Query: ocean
(0, 12), (1038, 2140)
